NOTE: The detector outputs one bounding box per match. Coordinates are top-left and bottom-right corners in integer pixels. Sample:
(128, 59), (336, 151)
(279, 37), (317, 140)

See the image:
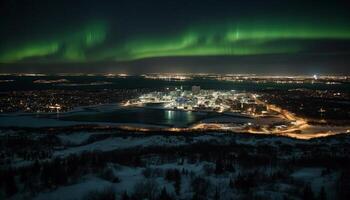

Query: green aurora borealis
(2, 20), (350, 62)
(0, 22), (107, 62)
(120, 21), (350, 61)
(1, 0), (350, 73)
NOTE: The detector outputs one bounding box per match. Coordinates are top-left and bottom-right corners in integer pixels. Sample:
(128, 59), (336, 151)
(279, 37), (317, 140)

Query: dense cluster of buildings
(133, 86), (268, 115)
(0, 89), (150, 113)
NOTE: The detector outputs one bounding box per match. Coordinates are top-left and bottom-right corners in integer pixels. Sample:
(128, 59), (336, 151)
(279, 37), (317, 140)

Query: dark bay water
(61, 107), (217, 127)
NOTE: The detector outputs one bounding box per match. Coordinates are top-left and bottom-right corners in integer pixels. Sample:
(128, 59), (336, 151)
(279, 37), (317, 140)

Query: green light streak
(114, 20), (350, 61)
(1, 19), (350, 63)
(226, 25), (350, 41)
(0, 42), (59, 62)
(0, 21), (107, 62)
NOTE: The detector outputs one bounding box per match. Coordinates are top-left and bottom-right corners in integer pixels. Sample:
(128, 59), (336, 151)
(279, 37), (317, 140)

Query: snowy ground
(34, 176), (112, 200)
(291, 168), (339, 199)
(2, 124), (350, 200)
(32, 161), (341, 200)
(53, 132), (305, 158)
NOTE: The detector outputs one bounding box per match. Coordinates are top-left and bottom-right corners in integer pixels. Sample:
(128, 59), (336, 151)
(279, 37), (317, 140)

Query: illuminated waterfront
(1, 74), (350, 139)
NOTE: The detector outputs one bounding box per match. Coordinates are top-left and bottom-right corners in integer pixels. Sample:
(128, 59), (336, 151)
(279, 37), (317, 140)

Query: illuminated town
(1, 74), (349, 140)
(129, 86), (263, 113)
(119, 85), (349, 139)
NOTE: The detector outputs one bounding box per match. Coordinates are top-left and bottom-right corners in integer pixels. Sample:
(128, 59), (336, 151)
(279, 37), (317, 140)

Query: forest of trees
(1, 136), (350, 199)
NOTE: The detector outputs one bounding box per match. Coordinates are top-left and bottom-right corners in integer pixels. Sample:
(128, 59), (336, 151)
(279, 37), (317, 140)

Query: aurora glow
(3, 21), (349, 62)
(0, 0), (350, 73)
(0, 22), (107, 62)
(117, 21), (350, 61)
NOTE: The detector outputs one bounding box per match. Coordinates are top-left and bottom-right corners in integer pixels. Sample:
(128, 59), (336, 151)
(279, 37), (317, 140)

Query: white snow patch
(57, 132), (94, 145)
(54, 135), (187, 157)
(34, 176), (112, 200)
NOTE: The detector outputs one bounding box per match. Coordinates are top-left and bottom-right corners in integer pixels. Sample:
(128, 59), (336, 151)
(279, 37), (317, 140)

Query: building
(192, 86), (201, 94)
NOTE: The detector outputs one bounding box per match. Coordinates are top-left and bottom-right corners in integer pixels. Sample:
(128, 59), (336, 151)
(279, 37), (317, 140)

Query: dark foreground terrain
(1, 127), (350, 200)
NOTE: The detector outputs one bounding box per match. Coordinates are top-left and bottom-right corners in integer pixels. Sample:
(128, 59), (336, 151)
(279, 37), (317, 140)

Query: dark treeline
(1, 138), (350, 199)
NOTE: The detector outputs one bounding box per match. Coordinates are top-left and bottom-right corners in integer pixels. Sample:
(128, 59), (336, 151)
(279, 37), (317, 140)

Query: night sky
(1, 0), (350, 74)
